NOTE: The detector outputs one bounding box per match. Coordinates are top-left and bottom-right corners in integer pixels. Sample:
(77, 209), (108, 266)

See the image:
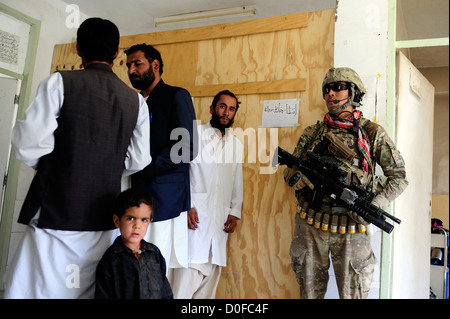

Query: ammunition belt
(294, 198), (366, 235)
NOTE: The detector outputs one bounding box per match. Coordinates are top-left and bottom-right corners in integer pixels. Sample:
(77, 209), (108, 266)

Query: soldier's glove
(347, 210), (370, 226)
(283, 166), (314, 191)
(347, 199), (385, 226)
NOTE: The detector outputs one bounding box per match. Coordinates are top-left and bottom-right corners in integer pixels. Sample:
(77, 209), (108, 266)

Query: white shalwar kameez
(171, 122), (243, 298)
(3, 72), (151, 299)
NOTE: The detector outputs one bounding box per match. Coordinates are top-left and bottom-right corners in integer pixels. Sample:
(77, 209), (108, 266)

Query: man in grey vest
(4, 18), (151, 298)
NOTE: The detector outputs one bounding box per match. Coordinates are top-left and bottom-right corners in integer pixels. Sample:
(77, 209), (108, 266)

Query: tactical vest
(294, 118), (380, 234)
(18, 63), (140, 231)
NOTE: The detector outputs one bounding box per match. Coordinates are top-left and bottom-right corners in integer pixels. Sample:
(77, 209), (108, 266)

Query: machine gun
(274, 146), (401, 234)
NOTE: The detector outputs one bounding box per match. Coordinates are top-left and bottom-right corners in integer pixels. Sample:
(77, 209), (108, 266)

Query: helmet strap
(328, 99), (351, 115)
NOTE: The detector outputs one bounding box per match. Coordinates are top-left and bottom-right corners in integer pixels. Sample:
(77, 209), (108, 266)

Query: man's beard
(210, 110), (234, 132)
(129, 68), (155, 91)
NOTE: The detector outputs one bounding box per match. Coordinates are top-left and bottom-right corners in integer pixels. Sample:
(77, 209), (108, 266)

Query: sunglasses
(323, 82), (349, 95)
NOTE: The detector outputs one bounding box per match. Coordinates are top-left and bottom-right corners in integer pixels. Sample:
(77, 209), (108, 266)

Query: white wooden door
(0, 76), (19, 222)
(391, 51), (435, 298)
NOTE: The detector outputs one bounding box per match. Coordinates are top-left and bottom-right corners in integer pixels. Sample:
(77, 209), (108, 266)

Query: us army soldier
(284, 67), (408, 299)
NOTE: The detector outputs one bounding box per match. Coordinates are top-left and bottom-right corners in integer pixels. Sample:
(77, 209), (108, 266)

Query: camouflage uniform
(287, 68), (408, 299)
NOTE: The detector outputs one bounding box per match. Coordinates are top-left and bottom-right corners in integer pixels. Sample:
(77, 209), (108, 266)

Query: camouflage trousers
(290, 214), (377, 299)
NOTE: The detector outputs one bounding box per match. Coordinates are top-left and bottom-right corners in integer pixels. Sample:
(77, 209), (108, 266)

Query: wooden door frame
(0, 3), (41, 290)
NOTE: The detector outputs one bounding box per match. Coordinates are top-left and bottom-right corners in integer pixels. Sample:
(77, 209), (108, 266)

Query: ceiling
(63, 0), (336, 36)
(64, 0), (448, 68)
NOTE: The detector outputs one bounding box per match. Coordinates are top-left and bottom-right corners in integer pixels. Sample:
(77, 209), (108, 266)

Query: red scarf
(323, 110), (372, 174)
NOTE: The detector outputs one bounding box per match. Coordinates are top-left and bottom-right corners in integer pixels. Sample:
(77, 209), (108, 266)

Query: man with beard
(5, 18), (151, 298)
(284, 67), (408, 298)
(125, 44), (196, 275)
(170, 90), (244, 298)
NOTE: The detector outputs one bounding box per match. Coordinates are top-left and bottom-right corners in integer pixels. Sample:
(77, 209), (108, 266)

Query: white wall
(329, 0), (391, 299)
(334, 0), (389, 125)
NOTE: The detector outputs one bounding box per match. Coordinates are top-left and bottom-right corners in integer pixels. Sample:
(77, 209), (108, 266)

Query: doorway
(0, 77), (20, 222)
(0, 3), (41, 290)
(384, 0), (449, 299)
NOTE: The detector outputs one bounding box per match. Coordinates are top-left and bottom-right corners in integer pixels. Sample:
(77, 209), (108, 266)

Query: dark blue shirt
(95, 236), (173, 299)
(131, 79), (197, 222)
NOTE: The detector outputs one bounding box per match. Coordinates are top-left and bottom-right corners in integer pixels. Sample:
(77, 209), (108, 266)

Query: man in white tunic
(171, 90), (244, 298)
(3, 18), (151, 299)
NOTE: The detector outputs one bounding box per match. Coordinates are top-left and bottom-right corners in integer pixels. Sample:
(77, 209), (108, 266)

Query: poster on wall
(0, 12), (30, 75)
(0, 30), (19, 66)
(260, 98), (301, 127)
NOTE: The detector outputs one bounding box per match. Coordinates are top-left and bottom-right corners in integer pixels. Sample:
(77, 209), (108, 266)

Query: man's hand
(223, 215), (238, 233)
(347, 211), (369, 226)
(283, 167), (314, 191)
(188, 207), (200, 230)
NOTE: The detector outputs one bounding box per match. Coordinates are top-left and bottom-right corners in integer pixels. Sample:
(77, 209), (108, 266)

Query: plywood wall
(51, 9), (335, 298)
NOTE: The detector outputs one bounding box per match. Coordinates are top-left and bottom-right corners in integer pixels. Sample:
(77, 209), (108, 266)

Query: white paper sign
(260, 99), (301, 127)
(0, 30), (19, 65)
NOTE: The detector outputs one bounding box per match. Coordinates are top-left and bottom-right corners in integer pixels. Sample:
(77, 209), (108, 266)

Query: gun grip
(288, 171), (301, 187)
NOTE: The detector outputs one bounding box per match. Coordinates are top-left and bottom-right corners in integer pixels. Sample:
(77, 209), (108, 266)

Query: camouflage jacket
(290, 117), (408, 209)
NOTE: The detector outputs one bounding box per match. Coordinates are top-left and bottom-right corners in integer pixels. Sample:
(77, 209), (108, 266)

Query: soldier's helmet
(322, 67), (366, 107)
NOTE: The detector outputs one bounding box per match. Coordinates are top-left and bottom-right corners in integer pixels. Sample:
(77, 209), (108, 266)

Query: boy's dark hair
(211, 90), (241, 112)
(77, 17), (120, 64)
(124, 43), (164, 75)
(114, 188), (154, 220)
